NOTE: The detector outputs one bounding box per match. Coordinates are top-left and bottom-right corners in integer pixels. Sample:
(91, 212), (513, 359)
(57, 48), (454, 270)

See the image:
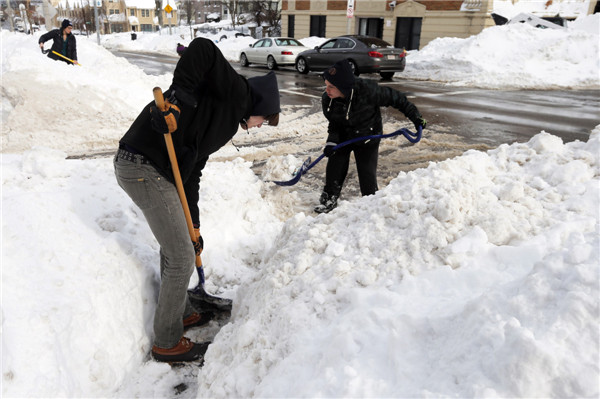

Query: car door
(260, 38), (273, 64)
(307, 39), (339, 70)
(248, 39), (265, 63)
(336, 38), (357, 59)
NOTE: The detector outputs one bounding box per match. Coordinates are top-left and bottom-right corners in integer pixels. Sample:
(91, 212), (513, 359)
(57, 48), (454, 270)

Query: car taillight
(281, 51), (293, 55)
(368, 51), (384, 58)
(399, 50), (406, 58)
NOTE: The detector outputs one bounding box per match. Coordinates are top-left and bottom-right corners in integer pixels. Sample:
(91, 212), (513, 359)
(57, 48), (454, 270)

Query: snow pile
(199, 130), (599, 398)
(493, 0), (594, 19)
(1, 152), (284, 397)
(1, 30), (171, 154)
(404, 15), (600, 89)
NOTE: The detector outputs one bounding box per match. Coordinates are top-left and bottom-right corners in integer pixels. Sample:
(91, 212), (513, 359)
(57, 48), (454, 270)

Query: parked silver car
(240, 37), (309, 70)
(295, 35), (406, 79)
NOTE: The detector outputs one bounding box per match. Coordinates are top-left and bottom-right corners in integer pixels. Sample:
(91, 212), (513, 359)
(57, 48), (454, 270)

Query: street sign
(346, 0), (354, 18)
(164, 4), (173, 13)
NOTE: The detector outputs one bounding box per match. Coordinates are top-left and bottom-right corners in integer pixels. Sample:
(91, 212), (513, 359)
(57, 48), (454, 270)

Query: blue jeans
(114, 154), (196, 349)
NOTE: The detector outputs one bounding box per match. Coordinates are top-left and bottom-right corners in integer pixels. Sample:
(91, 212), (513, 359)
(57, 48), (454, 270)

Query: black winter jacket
(120, 38), (254, 225)
(322, 79), (421, 143)
(39, 29), (77, 63)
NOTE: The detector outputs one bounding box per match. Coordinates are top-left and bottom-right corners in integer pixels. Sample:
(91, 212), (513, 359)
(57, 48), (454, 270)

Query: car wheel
(380, 72), (394, 80)
(267, 55), (278, 70)
(240, 53), (249, 67)
(295, 57), (309, 74)
(348, 60), (360, 76)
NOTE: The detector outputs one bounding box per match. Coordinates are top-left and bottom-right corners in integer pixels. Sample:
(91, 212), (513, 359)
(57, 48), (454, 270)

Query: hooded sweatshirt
(120, 37), (280, 224)
(322, 60), (421, 144)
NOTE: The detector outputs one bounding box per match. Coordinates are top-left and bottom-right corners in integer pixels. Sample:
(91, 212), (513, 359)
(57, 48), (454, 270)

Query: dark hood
(247, 71), (281, 116)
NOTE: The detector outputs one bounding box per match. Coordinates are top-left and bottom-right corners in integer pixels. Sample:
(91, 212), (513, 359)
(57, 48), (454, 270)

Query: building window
(288, 15), (295, 38)
(358, 18), (383, 38)
(310, 15), (326, 37)
(130, 9), (135, 16)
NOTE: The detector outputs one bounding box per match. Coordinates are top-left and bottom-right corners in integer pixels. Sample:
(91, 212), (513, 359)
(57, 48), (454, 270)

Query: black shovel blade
(188, 284), (233, 312)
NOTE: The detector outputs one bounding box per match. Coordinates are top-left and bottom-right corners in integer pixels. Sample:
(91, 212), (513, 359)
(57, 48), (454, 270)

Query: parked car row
(239, 35), (407, 80)
(240, 37), (309, 70)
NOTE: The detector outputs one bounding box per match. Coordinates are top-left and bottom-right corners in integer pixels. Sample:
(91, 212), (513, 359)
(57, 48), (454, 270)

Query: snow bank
(197, 130), (599, 398)
(1, 31), (171, 154)
(404, 17), (600, 89)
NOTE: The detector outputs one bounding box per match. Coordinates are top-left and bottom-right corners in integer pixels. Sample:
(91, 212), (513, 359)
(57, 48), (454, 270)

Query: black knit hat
(323, 59), (355, 98)
(247, 71), (281, 121)
(61, 19), (73, 29)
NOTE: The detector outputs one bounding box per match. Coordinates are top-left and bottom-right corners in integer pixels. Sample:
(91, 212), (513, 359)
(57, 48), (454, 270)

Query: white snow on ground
(1, 14), (599, 398)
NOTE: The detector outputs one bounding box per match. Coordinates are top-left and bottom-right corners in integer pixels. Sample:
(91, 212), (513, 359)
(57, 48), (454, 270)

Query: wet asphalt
(111, 49), (599, 201)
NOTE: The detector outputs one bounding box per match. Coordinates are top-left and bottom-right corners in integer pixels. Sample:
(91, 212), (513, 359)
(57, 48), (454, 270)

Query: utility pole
(93, 0), (101, 45)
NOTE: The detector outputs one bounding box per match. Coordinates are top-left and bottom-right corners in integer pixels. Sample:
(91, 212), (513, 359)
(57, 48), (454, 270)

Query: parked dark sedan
(295, 35), (406, 79)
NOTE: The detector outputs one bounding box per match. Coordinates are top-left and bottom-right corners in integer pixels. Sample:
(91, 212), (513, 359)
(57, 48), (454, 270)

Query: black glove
(193, 227), (204, 256)
(150, 100), (181, 134)
(410, 116), (427, 131)
(323, 142), (337, 157)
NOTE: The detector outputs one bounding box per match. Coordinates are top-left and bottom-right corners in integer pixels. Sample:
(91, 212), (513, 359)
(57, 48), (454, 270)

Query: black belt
(116, 147), (152, 165)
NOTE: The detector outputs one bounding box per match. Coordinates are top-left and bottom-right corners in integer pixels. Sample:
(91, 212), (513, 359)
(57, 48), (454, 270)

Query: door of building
(395, 17), (422, 50)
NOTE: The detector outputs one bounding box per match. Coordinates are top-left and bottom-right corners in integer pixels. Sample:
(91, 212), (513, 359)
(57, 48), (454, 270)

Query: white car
(240, 37), (309, 70)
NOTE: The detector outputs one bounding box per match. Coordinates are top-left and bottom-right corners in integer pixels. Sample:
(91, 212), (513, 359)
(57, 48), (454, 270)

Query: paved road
(110, 49), (599, 201)
(112, 49), (599, 147)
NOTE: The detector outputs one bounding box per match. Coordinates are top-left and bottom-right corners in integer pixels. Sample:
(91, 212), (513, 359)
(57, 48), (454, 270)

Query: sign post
(346, 0), (354, 34)
(164, 3), (173, 35)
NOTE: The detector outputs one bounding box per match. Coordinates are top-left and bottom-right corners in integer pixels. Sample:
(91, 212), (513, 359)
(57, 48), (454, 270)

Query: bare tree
(248, 0), (280, 36)
(182, 0), (198, 38)
(219, 0), (242, 28)
(154, 0), (163, 30)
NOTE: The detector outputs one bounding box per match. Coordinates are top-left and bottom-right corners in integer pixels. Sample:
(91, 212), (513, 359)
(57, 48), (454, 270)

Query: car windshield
(275, 38), (304, 46)
(356, 37), (393, 49)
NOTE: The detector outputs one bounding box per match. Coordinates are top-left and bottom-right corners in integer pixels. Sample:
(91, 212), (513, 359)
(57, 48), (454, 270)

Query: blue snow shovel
(272, 126), (423, 186)
(153, 87), (232, 312)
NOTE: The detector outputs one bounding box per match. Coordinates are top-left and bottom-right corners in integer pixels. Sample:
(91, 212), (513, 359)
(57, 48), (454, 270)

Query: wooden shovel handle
(153, 87), (202, 267)
(153, 87), (166, 111)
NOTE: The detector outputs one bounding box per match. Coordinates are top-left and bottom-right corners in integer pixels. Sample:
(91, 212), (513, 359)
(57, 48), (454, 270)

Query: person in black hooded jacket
(38, 19), (79, 65)
(114, 37), (280, 363)
(314, 59), (426, 213)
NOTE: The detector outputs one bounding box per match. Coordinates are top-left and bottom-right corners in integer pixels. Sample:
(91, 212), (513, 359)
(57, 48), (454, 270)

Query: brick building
(281, 0), (598, 50)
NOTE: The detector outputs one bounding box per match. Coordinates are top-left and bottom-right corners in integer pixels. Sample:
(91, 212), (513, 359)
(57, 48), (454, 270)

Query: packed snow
(1, 13), (599, 398)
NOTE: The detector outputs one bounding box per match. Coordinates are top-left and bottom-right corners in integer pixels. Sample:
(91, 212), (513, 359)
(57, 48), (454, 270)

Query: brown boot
(151, 337), (207, 363)
(183, 311), (214, 331)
